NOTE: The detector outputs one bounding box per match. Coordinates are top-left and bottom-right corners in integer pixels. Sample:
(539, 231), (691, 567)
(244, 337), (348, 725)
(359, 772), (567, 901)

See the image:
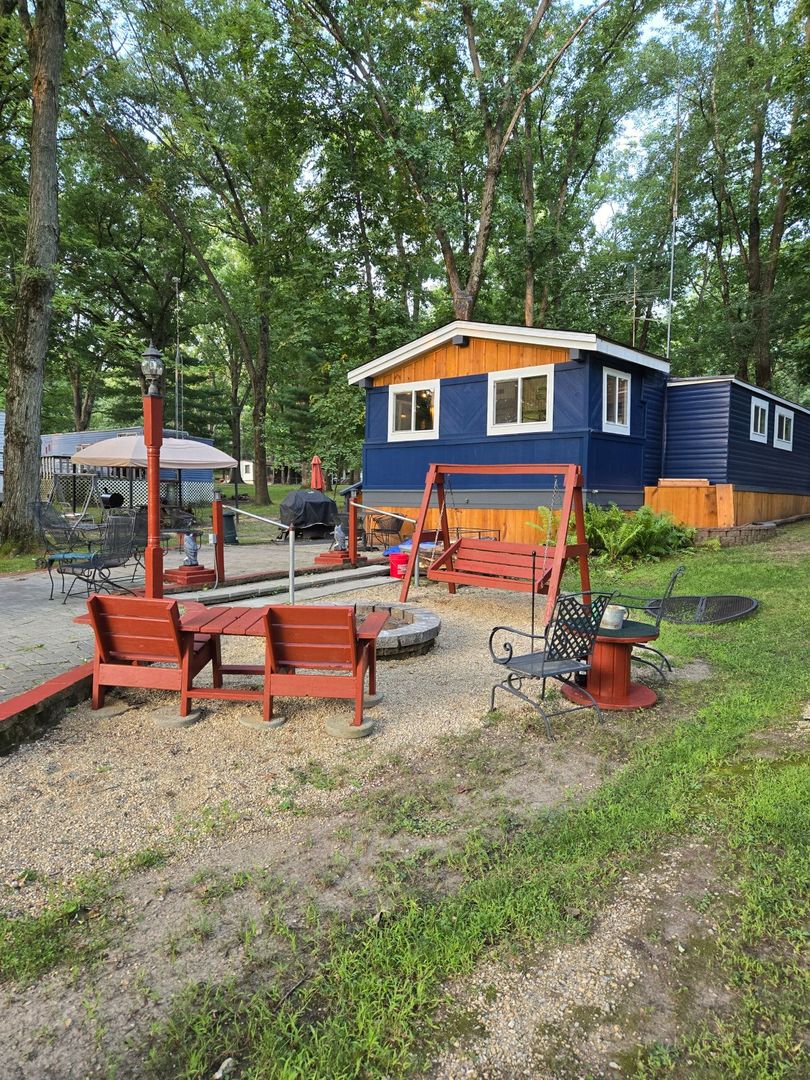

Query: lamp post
(141, 344), (164, 599)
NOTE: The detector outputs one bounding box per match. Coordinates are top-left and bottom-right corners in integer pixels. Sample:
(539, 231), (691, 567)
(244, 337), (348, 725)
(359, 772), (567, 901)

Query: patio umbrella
(310, 454), (325, 492)
(70, 434), (237, 470)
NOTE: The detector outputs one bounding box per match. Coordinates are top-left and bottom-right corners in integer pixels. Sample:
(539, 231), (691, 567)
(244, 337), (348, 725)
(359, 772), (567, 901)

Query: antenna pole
(666, 82), (681, 360)
(172, 277), (181, 435)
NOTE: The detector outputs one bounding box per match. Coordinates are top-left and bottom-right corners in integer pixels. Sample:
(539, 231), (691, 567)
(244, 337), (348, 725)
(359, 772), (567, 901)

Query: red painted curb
(0, 661), (94, 730)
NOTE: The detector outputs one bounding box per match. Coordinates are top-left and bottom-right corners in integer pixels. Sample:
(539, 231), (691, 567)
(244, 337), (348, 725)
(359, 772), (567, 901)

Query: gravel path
(0, 585), (542, 915)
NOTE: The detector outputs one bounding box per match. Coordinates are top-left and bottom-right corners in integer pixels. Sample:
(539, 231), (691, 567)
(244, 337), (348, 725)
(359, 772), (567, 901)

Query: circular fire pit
(353, 603), (441, 659)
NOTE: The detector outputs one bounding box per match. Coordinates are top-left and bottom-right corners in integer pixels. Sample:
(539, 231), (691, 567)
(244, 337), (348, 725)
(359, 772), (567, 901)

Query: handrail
(349, 500), (422, 584)
(349, 500), (417, 525)
(226, 504), (296, 603)
(226, 506), (286, 530)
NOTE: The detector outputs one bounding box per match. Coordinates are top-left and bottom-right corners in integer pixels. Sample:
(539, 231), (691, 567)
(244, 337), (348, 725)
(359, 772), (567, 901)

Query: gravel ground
(0, 584), (543, 916)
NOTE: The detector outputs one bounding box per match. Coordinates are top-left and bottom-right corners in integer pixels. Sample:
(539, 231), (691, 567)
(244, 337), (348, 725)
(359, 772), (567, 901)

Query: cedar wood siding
(662, 382), (731, 483)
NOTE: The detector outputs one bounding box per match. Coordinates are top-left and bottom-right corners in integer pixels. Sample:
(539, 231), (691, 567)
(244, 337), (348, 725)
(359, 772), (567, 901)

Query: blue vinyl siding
(364, 367), (590, 491)
(641, 373), (667, 485)
(726, 384), (810, 494)
(363, 358), (658, 503)
(662, 383), (730, 483)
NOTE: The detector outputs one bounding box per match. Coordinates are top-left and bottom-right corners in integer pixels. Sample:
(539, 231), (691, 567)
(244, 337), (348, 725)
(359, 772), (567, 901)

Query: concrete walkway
(0, 538), (392, 704)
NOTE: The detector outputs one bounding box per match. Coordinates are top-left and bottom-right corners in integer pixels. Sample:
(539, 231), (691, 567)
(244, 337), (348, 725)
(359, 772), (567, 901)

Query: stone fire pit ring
(352, 602), (441, 658)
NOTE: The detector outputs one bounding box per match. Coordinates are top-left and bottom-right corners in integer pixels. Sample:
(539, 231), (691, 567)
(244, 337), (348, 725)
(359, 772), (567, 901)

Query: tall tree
(85, 0), (315, 503)
(0, 0), (65, 548)
(291, 0), (615, 320)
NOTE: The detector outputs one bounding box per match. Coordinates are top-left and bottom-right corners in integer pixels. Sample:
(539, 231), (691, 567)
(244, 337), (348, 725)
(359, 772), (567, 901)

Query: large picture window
(603, 367), (631, 435)
(749, 398), (769, 443)
(773, 405), (794, 451)
(387, 380), (439, 441)
(486, 365), (554, 435)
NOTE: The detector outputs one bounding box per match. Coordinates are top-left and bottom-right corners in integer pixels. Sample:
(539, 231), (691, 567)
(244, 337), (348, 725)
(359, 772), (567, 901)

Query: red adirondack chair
(261, 604), (388, 727)
(86, 595), (222, 716)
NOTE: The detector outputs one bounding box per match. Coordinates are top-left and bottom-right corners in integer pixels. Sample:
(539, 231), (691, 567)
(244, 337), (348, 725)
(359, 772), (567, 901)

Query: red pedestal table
(561, 619), (660, 711)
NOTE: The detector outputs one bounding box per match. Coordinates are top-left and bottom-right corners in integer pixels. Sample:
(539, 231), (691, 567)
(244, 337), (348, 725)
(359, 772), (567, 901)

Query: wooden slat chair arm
(356, 610), (390, 641)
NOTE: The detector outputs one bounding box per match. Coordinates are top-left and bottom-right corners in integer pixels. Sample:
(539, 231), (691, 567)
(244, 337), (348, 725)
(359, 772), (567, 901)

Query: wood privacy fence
(645, 480), (810, 527)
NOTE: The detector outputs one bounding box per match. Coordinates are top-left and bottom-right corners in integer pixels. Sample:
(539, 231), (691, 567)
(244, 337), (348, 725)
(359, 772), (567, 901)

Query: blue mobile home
(348, 321), (670, 542)
(664, 376), (810, 493)
(348, 322), (810, 538)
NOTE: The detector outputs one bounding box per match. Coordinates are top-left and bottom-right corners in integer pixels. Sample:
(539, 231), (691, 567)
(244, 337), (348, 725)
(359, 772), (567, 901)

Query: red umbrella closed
(310, 455), (325, 492)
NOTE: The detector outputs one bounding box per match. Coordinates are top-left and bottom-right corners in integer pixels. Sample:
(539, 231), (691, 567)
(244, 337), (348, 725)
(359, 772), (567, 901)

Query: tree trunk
(0, 0), (66, 550)
(250, 309), (270, 505)
(355, 188), (377, 350)
(521, 110), (535, 327)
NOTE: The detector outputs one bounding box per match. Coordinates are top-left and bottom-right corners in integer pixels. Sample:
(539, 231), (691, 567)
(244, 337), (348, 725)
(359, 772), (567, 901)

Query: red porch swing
(397, 462), (591, 615)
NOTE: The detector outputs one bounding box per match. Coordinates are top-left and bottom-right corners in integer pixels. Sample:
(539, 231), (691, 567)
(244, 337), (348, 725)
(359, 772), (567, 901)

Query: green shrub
(584, 503), (694, 563)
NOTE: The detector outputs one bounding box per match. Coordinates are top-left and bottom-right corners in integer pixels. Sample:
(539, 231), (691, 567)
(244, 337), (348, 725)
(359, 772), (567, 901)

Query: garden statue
(333, 519), (348, 551)
(182, 531), (199, 566)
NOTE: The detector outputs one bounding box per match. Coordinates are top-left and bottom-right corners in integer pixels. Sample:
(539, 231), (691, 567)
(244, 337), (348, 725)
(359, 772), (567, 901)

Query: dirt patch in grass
(429, 843), (735, 1079)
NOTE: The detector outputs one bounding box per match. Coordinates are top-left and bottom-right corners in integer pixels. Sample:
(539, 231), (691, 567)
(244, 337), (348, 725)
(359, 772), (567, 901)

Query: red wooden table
(561, 619), (660, 710)
(179, 604), (270, 638)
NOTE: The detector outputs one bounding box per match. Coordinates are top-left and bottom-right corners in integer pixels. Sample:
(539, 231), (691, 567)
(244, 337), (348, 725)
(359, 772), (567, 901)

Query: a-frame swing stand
(398, 463), (591, 615)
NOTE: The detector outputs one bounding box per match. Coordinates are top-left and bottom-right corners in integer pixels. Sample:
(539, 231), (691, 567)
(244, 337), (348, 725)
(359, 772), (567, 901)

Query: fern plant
(584, 503), (694, 563)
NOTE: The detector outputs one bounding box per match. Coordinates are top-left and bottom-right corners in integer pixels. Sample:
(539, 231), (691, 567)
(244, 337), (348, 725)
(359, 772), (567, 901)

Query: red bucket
(388, 552), (410, 579)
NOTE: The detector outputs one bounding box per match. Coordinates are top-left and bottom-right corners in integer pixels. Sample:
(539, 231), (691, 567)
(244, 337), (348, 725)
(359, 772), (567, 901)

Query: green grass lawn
(142, 527), (810, 1078)
(0, 552), (45, 575)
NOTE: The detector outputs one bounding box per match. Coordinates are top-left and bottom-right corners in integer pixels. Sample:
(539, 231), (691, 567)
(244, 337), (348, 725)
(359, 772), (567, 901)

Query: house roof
(668, 376), (810, 416)
(347, 320), (671, 384)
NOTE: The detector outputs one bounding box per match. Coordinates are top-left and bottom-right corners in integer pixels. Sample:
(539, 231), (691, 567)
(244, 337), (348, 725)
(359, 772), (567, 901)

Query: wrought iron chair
(365, 513), (404, 550)
(489, 590), (613, 738)
(37, 502), (108, 599)
(611, 565), (685, 679)
(36, 500), (104, 551)
(54, 513), (137, 602)
(162, 505), (196, 532)
(104, 507), (150, 581)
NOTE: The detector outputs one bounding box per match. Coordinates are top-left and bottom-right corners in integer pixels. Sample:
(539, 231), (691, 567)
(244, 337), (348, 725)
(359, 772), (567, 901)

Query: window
(749, 398), (768, 443)
(773, 406), (794, 451)
(387, 380), (439, 441)
(603, 368), (631, 434)
(486, 364), (554, 435)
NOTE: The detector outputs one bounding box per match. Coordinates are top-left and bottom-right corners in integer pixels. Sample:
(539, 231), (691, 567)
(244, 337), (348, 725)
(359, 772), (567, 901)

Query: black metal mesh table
(646, 595), (759, 625)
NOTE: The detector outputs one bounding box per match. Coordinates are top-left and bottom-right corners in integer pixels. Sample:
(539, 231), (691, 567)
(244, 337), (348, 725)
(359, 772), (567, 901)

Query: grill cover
(279, 490), (338, 534)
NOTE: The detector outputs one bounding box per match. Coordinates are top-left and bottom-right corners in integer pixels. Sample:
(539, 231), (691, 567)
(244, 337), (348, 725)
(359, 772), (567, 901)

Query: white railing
(225, 505), (297, 603)
(349, 501), (424, 584)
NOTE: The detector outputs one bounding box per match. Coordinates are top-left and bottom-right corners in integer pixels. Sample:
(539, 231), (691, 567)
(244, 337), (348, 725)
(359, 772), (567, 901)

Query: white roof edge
(668, 376), (810, 416)
(347, 321), (669, 384)
(595, 337), (670, 373)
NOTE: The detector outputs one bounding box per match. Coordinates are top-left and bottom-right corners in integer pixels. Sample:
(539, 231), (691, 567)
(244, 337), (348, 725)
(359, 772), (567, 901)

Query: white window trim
(486, 364), (554, 436)
(387, 379), (440, 441)
(602, 366), (631, 435)
(773, 405), (794, 451)
(749, 398), (769, 443)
